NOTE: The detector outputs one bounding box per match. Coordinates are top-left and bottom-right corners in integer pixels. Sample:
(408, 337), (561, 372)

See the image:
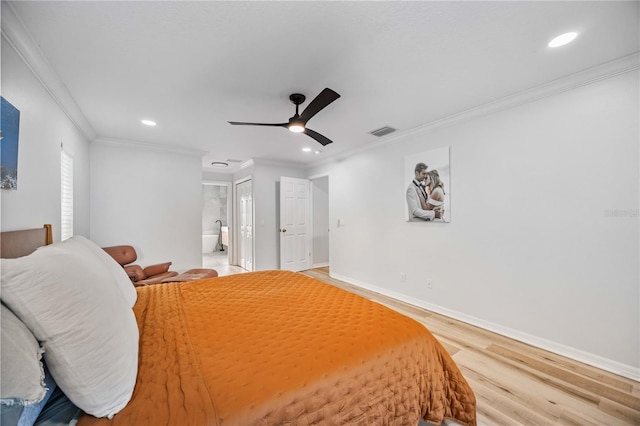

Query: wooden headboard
(0, 224), (53, 259)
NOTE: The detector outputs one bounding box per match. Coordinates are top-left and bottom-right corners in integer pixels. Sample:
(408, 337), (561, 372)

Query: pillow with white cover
(0, 302), (46, 404)
(0, 362), (57, 426)
(0, 237), (138, 418)
(73, 235), (137, 307)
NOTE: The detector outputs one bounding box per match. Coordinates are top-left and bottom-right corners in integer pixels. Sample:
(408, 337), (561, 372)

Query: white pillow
(73, 235), (137, 307)
(0, 237), (138, 418)
(0, 302), (46, 404)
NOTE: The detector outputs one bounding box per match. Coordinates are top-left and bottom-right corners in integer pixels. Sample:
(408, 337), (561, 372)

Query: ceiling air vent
(369, 126), (396, 137)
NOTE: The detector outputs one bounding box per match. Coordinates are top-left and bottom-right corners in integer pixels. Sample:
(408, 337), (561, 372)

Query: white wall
(231, 160), (309, 271)
(202, 171), (233, 182)
(0, 38), (91, 239)
(252, 161), (308, 270)
(90, 141), (202, 272)
(5, 12), (636, 378)
(230, 162), (331, 270)
(310, 70), (639, 377)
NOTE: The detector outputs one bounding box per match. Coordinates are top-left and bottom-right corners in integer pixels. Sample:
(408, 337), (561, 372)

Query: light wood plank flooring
(301, 267), (640, 426)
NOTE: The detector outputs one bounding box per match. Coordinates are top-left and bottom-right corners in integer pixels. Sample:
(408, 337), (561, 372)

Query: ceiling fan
(228, 88), (340, 146)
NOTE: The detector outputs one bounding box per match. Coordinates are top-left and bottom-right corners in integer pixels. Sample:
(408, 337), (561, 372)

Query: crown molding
(5, 0), (637, 169)
(401, 52), (640, 139)
(209, 157), (305, 176)
(238, 159), (255, 171)
(1, 1), (97, 141)
(251, 157), (306, 169)
(93, 137), (206, 157)
(311, 52), (640, 169)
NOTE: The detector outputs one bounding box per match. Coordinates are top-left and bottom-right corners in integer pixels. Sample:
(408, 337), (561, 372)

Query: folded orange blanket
(79, 270), (476, 425)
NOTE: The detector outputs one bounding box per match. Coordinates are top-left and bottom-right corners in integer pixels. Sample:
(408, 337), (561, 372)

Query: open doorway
(202, 181), (230, 271)
(311, 175), (329, 268)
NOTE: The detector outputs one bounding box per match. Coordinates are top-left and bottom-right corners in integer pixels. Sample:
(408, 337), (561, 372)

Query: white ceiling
(5, 1), (639, 173)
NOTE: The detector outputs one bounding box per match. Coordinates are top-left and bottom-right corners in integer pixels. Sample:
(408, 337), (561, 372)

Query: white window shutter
(61, 150), (74, 241)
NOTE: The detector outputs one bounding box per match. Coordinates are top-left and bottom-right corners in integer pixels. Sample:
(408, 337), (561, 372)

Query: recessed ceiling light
(141, 119), (156, 126)
(302, 147), (312, 152)
(211, 161), (229, 168)
(548, 32), (578, 48)
(314, 150), (321, 155)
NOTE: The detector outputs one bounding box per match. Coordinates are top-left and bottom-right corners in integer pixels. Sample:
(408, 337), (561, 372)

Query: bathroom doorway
(202, 181), (230, 271)
(310, 175), (329, 268)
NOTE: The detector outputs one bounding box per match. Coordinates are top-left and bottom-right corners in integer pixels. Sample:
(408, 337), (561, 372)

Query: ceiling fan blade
(303, 128), (333, 146)
(298, 88), (340, 124)
(228, 121), (288, 127)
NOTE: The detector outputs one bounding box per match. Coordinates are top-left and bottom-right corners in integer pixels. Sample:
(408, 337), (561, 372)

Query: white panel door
(280, 177), (311, 272)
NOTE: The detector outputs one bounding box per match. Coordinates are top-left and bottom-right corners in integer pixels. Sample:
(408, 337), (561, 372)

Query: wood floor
(301, 267), (640, 426)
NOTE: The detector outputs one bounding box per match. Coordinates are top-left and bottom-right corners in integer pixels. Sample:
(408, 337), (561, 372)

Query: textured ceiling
(5, 1), (639, 173)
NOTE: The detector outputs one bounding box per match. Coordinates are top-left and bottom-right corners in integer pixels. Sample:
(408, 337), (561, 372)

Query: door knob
(280, 228), (287, 233)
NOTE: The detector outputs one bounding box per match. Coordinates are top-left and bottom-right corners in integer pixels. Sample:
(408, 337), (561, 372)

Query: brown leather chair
(103, 245), (178, 286)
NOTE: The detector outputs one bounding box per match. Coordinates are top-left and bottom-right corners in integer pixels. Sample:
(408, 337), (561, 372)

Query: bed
(1, 226), (476, 426)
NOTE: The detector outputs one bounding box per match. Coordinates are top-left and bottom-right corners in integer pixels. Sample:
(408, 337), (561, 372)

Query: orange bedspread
(79, 270), (476, 425)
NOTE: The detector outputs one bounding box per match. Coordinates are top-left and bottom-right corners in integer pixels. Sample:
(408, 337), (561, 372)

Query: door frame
(233, 176), (253, 270)
(308, 172), (330, 269)
(308, 173), (330, 268)
(279, 176), (312, 271)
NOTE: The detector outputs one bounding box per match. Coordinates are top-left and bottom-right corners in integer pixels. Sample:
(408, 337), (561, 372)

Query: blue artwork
(1, 97), (20, 190)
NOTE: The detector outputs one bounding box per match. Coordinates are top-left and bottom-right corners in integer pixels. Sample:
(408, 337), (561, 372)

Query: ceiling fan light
(289, 123), (305, 133)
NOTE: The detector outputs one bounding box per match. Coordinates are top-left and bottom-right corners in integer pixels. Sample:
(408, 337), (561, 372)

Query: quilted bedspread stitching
(78, 270), (476, 426)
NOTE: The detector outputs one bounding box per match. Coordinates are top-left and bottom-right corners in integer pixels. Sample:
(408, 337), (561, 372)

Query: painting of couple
(405, 146), (450, 223)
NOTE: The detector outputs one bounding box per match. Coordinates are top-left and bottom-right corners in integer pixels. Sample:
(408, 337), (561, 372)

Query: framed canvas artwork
(1, 97), (20, 190)
(404, 146), (450, 223)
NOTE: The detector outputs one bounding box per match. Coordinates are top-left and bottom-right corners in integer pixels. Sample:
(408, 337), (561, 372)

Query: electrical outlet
(400, 273), (406, 283)
(426, 280), (433, 290)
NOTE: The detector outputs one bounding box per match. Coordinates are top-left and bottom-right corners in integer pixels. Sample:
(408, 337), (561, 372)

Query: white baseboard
(331, 272), (640, 382)
(312, 262), (329, 269)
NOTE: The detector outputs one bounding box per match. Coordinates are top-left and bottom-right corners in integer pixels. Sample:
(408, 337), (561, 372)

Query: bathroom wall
(202, 184), (228, 235)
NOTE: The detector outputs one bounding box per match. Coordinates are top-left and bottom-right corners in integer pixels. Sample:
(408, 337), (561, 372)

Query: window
(61, 149), (73, 241)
